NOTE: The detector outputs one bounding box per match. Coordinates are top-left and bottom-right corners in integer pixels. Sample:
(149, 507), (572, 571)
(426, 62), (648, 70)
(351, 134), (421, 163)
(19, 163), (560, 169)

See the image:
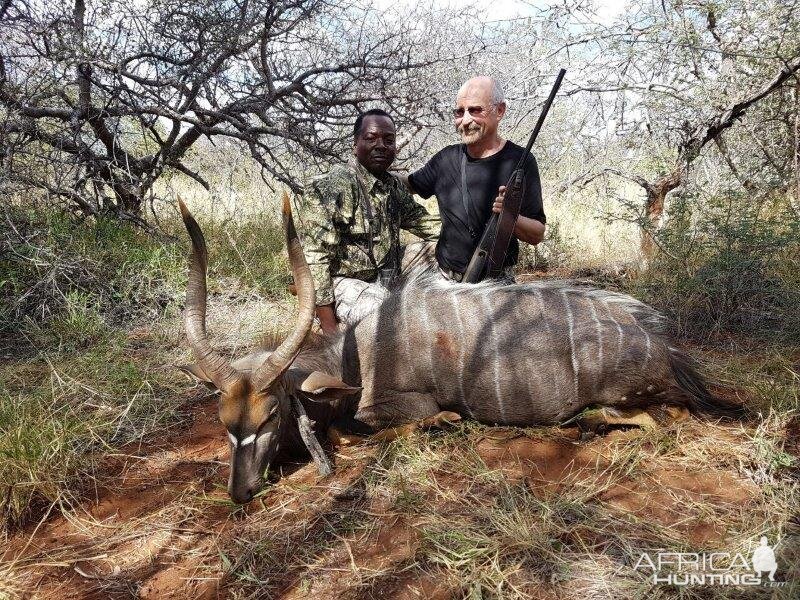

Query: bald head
(457, 76), (505, 105)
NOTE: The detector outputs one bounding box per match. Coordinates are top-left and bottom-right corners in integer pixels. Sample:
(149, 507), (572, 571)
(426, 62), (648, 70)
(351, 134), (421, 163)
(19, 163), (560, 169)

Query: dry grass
(2, 178), (798, 598)
(0, 333), (187, 529)
(0, 561), (25, 600)
(535, 195), (641, 270)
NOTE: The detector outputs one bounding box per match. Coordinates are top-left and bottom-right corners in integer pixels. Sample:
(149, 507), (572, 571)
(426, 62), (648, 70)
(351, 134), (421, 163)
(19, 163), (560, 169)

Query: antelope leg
(329, 422), (415, 445)
(372, 411), (463, 442)
(330, 411), (463, 446)
(420, 411), (462, 428)
(328, 425), (368, 447)
(328, 414), (375, 447)
(597, 404), (691, 428)
(574, 407), (659, 438)
(645, 404), (691, 425)
(290, 397), (333, 477)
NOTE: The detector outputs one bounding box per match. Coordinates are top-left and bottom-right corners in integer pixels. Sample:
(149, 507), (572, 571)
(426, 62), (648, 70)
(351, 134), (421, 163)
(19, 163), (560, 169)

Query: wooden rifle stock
(462, 69), (566, 283)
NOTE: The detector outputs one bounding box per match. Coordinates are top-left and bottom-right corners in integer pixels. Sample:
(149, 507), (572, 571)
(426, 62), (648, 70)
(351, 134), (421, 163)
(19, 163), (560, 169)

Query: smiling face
(219, 378), (290, 504)
(454, 78), (505, 146)
(354, 115), (397, 176)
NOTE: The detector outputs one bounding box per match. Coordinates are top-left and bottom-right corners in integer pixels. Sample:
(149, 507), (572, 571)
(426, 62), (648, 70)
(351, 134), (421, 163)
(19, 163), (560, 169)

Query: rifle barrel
(514, 68), (566, 171)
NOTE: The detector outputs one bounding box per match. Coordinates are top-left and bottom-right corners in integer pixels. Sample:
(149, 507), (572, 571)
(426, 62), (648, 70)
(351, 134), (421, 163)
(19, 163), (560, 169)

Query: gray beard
(459, 126), (482, 144)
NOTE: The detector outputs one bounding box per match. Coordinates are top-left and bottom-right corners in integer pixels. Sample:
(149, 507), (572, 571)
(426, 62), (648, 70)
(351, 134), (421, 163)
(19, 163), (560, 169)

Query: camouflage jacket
(295, 159), (440, 306)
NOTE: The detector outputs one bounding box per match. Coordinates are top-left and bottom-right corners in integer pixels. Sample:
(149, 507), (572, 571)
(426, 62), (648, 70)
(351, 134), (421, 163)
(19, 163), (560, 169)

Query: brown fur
(435, 331), (457, 360)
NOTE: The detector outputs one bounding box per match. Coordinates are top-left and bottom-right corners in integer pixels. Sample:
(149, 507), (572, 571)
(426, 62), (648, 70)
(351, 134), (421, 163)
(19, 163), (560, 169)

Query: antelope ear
(178, 363), (218, 390)
(299, 371), (361, 401)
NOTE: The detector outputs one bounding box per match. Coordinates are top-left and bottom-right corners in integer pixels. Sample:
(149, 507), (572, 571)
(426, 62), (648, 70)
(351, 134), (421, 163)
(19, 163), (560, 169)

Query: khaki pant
(332, 241), (437, 325)
(331, 242), (519, 325)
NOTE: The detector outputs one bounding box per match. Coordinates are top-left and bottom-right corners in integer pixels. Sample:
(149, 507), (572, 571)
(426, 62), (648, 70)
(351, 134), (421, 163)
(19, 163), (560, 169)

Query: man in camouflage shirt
(295, 109), (440, 334)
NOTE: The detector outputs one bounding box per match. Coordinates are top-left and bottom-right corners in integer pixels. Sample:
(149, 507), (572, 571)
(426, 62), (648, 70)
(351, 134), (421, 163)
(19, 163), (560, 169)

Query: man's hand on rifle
(492, 186), (506, 213)
(491, 184), (545, 245)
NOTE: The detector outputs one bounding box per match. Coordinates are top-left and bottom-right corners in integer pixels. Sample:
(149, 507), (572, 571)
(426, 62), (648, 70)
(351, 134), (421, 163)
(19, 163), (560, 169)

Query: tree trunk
(73, 0), (144, 215)
(640, 169), (681, 261)
(635, 58), (800, 263)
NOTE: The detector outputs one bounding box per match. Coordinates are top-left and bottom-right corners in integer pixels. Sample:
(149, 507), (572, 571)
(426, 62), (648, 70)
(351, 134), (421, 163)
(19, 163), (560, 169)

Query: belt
(439, 267), (464, 282)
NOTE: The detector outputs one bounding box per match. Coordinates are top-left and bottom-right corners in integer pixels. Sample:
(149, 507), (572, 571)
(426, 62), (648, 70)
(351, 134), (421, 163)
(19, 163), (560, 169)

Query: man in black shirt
(404, 76), (546, 281)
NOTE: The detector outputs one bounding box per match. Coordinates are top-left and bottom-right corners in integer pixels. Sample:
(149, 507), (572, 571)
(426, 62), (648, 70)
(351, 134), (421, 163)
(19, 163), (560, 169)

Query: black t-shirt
(409, 142), (545, 273)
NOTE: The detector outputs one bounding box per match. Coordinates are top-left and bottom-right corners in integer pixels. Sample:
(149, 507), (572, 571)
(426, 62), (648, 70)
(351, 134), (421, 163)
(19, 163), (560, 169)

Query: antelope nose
(229, 485), (255, 504)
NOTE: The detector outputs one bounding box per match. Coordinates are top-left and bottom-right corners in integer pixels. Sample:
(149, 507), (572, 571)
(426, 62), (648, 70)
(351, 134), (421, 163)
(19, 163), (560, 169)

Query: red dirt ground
(4, 394), (763, 599)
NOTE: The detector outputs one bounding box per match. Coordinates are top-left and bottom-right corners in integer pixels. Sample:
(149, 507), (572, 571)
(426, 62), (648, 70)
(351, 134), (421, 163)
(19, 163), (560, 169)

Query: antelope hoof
(329, 426), (367, 447)
(575, 407), (659, 435)
(425, 411), (463, 429)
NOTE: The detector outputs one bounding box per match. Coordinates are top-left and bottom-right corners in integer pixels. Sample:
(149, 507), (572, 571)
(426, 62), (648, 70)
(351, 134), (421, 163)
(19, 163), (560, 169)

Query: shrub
(0, 209), (185, 336)
(0, 207), (289, 340)
(185, 215), (290, 297)
(637, 192), (800, 340)
(517, 220), (575, 272)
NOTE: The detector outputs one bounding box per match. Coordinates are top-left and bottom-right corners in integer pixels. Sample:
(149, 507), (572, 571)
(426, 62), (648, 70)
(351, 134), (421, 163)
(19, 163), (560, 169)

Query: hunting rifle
(462, 68), (566, 283)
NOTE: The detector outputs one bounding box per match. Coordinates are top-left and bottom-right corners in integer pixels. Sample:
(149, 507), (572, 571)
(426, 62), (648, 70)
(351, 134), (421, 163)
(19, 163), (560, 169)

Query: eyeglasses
(452, 105), (495, 119)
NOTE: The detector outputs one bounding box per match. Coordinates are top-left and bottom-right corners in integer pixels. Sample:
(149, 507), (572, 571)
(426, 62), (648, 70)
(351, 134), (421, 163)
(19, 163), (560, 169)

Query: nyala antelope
(179, 195), (742, 503)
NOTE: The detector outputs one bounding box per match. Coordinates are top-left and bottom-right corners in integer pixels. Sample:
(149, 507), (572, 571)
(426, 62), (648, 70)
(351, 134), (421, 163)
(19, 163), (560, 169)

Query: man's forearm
(492, 186), (545, 246)
(316, 304), (339, 335)
(514, 216), (545, 245)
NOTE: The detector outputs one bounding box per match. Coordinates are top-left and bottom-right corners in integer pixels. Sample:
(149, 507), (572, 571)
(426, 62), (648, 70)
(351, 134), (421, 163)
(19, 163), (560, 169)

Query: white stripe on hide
(480, 292), (506, 422)
(641, 327), (652, 366)
(588, 301), (604, 388)
(533, 288), (552, 333)
(561, 290), (580, 404)
(419, 287), (439, 396)
(449, 289), (468, 407)
(399, 284), (413, 374)
(602, 300), (625, 372)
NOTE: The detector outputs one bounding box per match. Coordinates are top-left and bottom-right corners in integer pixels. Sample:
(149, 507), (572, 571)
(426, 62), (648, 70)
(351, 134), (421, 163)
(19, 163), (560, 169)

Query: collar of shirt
(350, 157), (391, 195)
